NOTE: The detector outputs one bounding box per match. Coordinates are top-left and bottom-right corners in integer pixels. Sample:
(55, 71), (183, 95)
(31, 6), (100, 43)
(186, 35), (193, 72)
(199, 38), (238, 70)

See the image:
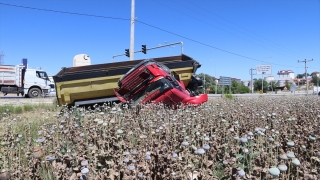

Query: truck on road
(53, 54), (204, 106)
(0, 59), (51, 98)
(314, 86), (320, 95)
(114, 59), (208, 107)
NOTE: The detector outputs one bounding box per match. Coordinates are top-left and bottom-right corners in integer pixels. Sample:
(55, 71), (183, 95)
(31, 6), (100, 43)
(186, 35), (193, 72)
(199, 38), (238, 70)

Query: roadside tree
(254, 79), (268, 93)
(268, 81), (278, 91)
(311, 75), (319, 86)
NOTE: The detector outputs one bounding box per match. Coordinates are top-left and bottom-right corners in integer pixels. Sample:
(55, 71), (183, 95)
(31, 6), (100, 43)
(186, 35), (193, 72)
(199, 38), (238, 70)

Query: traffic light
(125, 49), (130, 57)
(142, 45), (147, 54)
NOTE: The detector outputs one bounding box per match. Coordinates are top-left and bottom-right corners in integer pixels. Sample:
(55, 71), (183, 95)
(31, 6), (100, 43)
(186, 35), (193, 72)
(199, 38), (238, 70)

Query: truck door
(24, 70), (35, 88)
(36, 71), (49, 86)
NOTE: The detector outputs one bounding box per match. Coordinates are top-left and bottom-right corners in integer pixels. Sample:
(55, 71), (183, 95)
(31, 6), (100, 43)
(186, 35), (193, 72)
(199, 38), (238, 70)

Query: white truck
(314, 86), (320, 95)
(0, 59), (51, 98)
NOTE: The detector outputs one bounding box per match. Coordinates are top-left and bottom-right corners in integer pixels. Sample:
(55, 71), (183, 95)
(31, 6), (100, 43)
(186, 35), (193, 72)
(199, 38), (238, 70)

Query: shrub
(224, 94), (234, 99)
(0, 105), (15, 113)
(14, 106), (23, 114)
(23, 104), (34, 112)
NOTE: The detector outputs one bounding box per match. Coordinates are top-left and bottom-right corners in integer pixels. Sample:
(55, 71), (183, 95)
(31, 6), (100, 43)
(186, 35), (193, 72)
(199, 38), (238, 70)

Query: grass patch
(224, 93), (234, 99)
(0, 103), (57, 115)
(0, 105), (15, 113)
(23, 104), (34, 112)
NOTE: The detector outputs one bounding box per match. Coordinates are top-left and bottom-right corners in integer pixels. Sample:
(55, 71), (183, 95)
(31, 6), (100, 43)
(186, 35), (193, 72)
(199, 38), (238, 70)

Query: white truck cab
(23, 69), (51, 97)
(314, 86), (320, 95)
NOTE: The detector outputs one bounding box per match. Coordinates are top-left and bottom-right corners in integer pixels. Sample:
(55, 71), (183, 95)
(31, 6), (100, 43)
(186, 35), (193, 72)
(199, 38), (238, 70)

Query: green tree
(239, 85), (250, 94)
(231, 80), (250, 94)
(254, 79), (269, 93)
(296, 74), (304, 79)
(284, 80), (292, 90)
(196, 73), (216, 93)
(268, 81), (278, 91)
(231, 80), (239, 94)
(311, 75), (320, 86)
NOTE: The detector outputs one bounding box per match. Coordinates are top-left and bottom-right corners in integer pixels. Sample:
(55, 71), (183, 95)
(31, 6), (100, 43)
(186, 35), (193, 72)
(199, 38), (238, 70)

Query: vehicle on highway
(314, 86), (320, 95)
(53, 54), (204, 106)
(114, 59), (208, 108)
(48, 76), (56, 93)
(0, 58), (51, 98)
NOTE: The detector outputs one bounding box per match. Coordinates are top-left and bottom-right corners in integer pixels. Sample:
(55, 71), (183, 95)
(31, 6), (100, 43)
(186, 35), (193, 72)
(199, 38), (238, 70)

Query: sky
(0, 0), (319, 81)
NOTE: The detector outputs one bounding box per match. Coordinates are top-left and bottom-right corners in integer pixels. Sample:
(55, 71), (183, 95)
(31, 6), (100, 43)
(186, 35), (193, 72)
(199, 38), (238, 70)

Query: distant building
(241, 80), (250, 87)
(293, 77), (312, 85)
(277, 70), (294, 80)
(311, 71), (320, 77)
(277, 70), (294, 86)
(264, 76), (275, 83)
(231, 78), (241, 83)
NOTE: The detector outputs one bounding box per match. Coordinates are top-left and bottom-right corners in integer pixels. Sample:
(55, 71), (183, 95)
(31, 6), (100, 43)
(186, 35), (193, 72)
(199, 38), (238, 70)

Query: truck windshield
(166, 75), (187, 94)
(131, 78), (172, 103)
(156, 62), (171, 74)
(36, 71), (49, 80)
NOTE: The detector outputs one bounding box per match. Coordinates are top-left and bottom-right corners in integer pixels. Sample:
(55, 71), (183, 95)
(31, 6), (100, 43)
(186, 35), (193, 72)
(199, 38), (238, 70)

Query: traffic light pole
(112, 42), (184, 62)
(130, 0), (135, 60)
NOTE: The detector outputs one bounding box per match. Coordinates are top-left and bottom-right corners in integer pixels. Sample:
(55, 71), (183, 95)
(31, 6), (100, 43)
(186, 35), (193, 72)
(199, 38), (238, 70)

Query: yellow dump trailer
(53, 54), (202, 106)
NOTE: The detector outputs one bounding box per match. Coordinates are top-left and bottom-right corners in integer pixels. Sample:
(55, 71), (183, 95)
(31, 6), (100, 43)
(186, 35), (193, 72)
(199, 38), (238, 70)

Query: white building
(277, 70), (294, 86)
(241, 80), (250, 87)
(277, 70), (294, 80)
(264, 76), (275, 83)
(311, 71), (320, 77)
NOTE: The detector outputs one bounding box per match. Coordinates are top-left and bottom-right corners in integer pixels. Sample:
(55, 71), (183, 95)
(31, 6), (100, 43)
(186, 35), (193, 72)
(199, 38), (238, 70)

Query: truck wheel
(28, 88), (41, 98)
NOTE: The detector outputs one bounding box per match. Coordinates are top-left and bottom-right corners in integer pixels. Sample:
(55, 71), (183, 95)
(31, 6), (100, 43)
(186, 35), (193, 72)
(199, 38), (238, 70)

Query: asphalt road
(0, 90), (317, 106)
(0, 92), (56, 106)
(208, 90), (316, 98)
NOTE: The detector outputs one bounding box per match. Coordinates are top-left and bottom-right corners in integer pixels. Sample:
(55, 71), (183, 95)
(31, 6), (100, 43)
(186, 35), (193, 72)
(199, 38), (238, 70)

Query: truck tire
(28, 88), (41, 98)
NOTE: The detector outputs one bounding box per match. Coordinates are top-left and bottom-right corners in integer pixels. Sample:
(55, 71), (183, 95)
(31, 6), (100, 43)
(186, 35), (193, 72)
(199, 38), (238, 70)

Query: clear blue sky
(0, 0), (319, 80)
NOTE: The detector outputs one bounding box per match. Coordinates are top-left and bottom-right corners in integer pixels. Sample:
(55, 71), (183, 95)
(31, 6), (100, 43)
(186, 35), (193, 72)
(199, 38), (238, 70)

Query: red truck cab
(114, 59), (208, 107)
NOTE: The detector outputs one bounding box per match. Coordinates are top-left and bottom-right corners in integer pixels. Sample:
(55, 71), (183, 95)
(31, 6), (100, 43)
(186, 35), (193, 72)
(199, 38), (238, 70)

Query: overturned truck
(53, 54), (206, 106)
(114, 59), (208, 107)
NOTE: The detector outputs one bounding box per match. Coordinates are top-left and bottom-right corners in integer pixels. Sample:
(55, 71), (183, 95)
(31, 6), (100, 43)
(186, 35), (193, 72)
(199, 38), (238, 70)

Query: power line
(183, 0), (304, 59)
(0, 2), (302, 68)
(152, 0), (300, 60)
(136, 20), (301, 68)
(0, 2), (130, 21)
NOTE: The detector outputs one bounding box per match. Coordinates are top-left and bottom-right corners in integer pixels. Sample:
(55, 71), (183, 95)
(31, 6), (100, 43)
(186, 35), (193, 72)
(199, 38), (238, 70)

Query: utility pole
(203, 75), (206, 94)
(250, 68), (256, 94)
(298, 59), (313, 95)
(130, 0), (135, 60)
